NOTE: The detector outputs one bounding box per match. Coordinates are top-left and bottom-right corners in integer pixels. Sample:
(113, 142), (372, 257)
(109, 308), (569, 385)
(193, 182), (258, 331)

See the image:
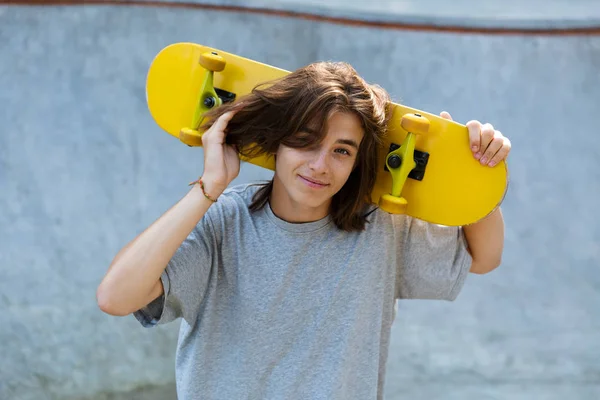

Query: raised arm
(96, 185), (217, 316)
(96, 111), (240, 316)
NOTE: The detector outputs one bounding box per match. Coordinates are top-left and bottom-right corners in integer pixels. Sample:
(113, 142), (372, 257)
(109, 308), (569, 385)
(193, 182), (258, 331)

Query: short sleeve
(394, 216), (472, 301)
(133, 212), (218, 327)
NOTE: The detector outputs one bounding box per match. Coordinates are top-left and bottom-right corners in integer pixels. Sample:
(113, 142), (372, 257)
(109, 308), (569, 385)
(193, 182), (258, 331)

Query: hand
(440, 111), (511, 167)
(200, 110), (240, 196)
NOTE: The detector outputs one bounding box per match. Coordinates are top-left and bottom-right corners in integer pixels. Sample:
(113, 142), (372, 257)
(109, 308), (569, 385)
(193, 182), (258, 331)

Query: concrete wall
(1, 3), (599, 399)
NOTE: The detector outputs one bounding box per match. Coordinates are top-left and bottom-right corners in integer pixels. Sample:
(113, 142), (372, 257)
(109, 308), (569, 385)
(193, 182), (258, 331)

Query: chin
(288, 187), (332, 211)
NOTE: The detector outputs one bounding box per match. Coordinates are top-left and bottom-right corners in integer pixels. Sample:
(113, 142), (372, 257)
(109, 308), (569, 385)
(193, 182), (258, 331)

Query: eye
(334, 148), (352, 156)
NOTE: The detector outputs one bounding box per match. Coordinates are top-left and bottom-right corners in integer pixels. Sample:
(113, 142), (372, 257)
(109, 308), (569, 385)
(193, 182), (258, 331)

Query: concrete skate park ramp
(1, 1), (599, 399)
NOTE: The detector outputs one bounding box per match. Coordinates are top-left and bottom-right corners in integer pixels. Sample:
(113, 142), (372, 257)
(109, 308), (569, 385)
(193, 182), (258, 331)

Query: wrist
(188, 176), (225, 202)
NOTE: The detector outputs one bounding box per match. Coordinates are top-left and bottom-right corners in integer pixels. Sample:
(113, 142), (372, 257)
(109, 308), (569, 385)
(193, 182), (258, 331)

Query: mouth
(298, 175), (329, 188)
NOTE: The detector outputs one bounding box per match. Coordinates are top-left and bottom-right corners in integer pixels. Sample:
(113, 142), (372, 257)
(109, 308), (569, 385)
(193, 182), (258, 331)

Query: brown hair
(200, 61), (391, 231)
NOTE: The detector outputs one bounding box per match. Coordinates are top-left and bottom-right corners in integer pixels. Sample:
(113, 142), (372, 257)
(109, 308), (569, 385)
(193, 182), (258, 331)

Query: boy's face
(270, 111), (365, 222)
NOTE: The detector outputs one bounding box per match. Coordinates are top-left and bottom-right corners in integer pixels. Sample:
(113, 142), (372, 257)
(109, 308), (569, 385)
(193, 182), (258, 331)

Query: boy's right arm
(96, 184), (218, 317)
(96, 110), (240, 317)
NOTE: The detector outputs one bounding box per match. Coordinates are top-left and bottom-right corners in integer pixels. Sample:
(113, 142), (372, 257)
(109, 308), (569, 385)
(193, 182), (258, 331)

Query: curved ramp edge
(3, 0), (600, 33)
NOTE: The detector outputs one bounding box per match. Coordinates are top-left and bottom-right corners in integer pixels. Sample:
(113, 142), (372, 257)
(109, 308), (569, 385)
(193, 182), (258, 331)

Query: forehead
(321, 112), (364, 142)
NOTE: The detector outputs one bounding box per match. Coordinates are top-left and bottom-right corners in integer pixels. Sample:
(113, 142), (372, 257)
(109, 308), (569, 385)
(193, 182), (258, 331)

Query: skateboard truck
(379, 113), (430, 214)
(384, 144), (429, 181)
(179, 51), (227, 146)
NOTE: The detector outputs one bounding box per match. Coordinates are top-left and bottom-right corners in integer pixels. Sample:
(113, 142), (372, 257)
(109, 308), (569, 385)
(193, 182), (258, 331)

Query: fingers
(440, 111), (453, 121)
(486, 136), (511, 167)
(466, 120), (482, 154)
(439, 112), (511, 167)
(202, 110), (236, 146)
(466, 120), (511, 166)
(477, 123), (495, 159)
(468, 122), (494, 160)
(214, 110), (236, 132)
(479, 130), (503, 165)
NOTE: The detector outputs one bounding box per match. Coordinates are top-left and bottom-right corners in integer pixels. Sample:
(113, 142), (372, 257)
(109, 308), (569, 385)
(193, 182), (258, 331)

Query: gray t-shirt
(134, 183), (472, 400)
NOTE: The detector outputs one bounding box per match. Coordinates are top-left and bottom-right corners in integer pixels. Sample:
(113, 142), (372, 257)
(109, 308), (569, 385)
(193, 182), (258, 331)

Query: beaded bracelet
(188, 177), (218, 203)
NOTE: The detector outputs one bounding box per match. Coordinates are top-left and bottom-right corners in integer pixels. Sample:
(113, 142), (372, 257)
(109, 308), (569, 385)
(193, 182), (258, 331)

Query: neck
(269, 178), (331, 223)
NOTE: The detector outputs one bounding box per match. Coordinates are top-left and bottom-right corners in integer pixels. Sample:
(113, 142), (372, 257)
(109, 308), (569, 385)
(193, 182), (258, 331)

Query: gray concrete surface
(1, 1), (599, 400)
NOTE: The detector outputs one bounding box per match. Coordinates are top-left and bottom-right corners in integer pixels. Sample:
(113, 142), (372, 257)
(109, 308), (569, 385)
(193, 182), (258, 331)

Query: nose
(307, 148), (329, 174)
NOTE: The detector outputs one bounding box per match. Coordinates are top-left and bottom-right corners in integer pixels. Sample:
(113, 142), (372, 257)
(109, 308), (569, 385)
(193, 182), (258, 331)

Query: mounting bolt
(204, 96), (216, 108)
(388, 154), (402, 169)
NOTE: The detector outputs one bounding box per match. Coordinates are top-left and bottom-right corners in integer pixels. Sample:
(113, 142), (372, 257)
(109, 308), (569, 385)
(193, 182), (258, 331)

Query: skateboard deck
(146, 42), (508, 226)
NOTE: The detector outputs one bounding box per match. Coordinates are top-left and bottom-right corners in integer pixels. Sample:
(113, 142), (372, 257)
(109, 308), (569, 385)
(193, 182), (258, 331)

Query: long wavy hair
(200, 61), (391, 231)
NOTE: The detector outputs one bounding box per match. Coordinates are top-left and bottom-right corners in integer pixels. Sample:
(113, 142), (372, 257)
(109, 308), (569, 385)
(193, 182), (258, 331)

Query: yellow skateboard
(146, 42), (508, 226)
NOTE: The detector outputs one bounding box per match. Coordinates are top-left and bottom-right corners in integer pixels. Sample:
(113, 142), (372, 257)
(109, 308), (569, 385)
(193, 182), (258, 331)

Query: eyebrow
(336, 139), (360, 150)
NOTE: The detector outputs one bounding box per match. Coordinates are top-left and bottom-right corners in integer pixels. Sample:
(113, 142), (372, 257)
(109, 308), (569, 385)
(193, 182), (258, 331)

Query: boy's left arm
(463, 208), (505, 274)
(440, 112), (511, 275)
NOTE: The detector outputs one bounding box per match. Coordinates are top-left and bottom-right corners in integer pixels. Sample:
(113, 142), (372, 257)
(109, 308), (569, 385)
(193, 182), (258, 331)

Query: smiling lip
(298, 175), (329, 188)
